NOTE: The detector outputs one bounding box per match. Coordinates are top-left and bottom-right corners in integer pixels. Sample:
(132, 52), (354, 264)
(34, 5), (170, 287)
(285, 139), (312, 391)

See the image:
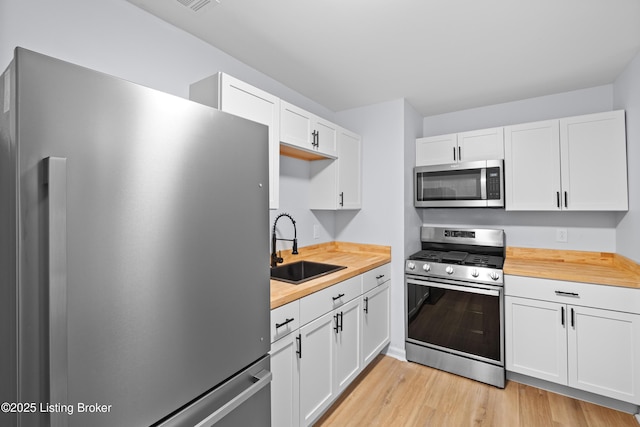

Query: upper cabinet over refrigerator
(191, 72), (280, 209)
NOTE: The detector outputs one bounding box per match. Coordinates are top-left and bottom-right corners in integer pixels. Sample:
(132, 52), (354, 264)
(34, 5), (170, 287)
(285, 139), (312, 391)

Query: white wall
(1, 0), (347, 256)
(333, 99), (416, 359)
(614, 51), (640, 263)
(0, 0), (335, 120)
(420, 86), (620, 252)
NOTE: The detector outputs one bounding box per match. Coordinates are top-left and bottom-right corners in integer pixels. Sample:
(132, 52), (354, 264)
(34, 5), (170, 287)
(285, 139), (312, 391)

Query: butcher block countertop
(270, 242), (391, 309)
(504, 247), (640, 289)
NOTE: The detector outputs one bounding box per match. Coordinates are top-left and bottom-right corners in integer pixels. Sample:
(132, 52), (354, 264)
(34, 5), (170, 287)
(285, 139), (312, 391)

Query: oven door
(406, 276), (504, 366)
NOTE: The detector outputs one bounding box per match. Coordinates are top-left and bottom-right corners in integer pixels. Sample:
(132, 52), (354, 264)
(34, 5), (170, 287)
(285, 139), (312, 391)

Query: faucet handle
(277, 250), (284, 264)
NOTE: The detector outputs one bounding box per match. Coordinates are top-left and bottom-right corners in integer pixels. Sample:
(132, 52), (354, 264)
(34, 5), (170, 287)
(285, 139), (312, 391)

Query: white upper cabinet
(280, 101), (337, 159)
(190, 73), (280, 209)
(416, 127), (504, 166)
(457, 127), (505, 162)
(559, 111), (628, 211)
(416, 133), (457, 166)
(504, 120), (561, 210)
(505, 110), (628, 211)
(309, 127), (362, 210)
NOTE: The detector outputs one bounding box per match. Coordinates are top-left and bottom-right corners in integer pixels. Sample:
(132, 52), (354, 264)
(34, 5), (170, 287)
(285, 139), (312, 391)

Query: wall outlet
(556, 228), (568, 243)
(313, 224), (320, 239)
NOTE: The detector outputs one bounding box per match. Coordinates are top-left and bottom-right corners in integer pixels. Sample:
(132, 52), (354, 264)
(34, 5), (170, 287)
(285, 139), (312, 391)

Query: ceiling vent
(176, 0), (219, 12)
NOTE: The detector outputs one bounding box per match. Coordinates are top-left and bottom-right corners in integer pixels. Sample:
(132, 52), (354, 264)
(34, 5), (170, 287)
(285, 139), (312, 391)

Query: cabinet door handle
(364, 297), (369, 314)
(339, 192), (344, 207)
(555, 291), (579, 298)
(556, 191), (560, 208)
(458, 146), (462, 161)
(561, 306), (565, 326)
(334, 313), (340, 333)
(453, 147), (456, 161)
(339, 312), (344, 332)
(296, 334), (302, 358)
(564, 191), (568, 208)
(571, 308), (575, 328)
(332, 293), (345, 301)
(275, 318), (294, 329)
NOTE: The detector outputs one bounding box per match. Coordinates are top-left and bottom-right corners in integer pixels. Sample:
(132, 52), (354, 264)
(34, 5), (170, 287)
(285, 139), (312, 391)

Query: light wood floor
(316, 355), (639, 427)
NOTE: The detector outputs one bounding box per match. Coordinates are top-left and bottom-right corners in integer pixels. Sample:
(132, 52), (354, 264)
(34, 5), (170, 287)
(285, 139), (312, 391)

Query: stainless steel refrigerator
(0, 48), (271, 427)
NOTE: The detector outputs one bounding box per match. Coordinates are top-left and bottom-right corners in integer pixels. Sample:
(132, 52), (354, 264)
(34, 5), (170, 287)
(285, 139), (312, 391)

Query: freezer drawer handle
(275, 318), (295, 329)
(194, 369), (272, 427)
(45, 157), (69, 427)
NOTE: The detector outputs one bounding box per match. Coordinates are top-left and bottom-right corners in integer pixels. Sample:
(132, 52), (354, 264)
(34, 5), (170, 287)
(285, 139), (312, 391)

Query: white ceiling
(127, 0), (640, 116)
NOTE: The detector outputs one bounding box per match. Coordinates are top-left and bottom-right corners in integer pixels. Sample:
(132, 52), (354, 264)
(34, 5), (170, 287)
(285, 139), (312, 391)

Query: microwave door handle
(480, 168), (487, 200)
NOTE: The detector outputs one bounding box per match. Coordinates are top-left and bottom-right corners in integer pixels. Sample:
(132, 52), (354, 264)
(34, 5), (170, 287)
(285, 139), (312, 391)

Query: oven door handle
(406, 278), (500, 297)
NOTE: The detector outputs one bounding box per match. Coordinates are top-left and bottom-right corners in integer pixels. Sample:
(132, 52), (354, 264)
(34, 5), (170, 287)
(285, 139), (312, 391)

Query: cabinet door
(416, 134), (457, 166)
(504, 120), (561, 210)
(560, 110), (628, 211)
(315, 117), (338, 158)
(334, 298), (362, 394)
(362, 282), (390, 366)
(567, 306), (640, 404)
(505, 296), (568, 385)
(457, 127), (504, 162)
(271, 333), (300, 427)
(337, 129), (362, 210)
(299, 312), (335, 426)
(280, 100), (314, 151)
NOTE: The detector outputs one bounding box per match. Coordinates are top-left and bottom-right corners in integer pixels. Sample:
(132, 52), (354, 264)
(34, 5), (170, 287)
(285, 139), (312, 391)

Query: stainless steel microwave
(414, 160), (504, 208)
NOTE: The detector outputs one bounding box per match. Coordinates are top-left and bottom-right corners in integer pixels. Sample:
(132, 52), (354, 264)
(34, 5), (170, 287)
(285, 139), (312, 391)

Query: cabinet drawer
(362, 263), (391, 293)
(300, 275), (362, 326)
(270, 300), (300, 343)
(504, 275), (640, 314)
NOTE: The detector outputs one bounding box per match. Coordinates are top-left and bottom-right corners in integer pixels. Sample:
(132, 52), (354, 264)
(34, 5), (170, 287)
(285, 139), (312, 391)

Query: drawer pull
(555, 291), (579, 298)
(376, 274), (385, 280)
(275, 318), (294, 329)
(332, 293), (345, 301)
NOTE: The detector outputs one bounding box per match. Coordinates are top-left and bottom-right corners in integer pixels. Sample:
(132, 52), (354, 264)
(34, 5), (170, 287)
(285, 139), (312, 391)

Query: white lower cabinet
(362, 281), (390, 366)
(335, 297), (362, 394)
(505, 276), (640, 405)
(270, 263), (391, 426)
(568, 305), (640, 402)
(299, 312), (335, 426)
(271, 331), (300, 427)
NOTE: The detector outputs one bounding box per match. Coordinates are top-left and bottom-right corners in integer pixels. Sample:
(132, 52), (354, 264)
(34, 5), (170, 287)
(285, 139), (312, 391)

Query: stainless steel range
(405, 226), (506, 388)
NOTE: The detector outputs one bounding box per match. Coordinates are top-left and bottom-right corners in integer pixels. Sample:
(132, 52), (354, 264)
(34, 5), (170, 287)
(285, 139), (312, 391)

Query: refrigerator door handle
(44, 157), (69, 427)
(194, 369), (272, 427)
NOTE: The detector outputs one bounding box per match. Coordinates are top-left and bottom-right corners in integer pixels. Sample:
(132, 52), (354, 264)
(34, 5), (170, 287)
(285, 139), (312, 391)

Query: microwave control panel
(487, 167), (501, 200)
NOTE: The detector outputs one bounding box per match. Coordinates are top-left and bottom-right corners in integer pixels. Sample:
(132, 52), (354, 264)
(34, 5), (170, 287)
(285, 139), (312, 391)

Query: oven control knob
(471, 269), (480, 278)
(407, 262), (416, 270)
(490, 271), (500, 281)
(445, 266), (454, 275)
(422, 264), (431, 272)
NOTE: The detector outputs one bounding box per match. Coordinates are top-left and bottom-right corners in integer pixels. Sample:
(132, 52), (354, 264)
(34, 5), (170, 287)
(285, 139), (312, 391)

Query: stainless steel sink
(270, 260), (346, 284)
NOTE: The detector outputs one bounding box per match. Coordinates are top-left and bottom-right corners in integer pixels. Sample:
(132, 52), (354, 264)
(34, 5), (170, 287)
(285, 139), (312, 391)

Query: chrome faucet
(271, 213), (298, 268)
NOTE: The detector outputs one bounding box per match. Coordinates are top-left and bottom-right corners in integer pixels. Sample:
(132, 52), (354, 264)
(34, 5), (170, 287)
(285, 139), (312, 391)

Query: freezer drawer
(159, 355), (271, 427)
